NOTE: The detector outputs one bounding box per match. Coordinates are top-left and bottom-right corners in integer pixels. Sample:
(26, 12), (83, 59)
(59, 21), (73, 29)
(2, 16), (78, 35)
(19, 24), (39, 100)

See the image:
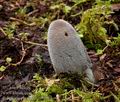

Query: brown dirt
(0, 1), (120, 102)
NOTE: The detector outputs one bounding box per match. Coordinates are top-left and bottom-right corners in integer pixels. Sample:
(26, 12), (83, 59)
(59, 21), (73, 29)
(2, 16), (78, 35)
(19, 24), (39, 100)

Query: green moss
(76, 0), (112, 50)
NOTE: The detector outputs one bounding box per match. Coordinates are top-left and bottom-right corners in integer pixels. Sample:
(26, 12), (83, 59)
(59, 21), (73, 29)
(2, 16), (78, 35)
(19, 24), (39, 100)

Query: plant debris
(0, 0), (120, 102)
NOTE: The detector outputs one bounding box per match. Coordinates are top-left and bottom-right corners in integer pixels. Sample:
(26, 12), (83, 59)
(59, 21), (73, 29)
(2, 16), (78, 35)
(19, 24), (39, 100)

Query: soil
(0, 1), (120, 102)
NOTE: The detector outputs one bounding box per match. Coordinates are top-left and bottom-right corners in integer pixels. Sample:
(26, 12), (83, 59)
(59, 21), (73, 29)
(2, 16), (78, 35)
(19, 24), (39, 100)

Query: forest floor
(0, 0), (120, 102)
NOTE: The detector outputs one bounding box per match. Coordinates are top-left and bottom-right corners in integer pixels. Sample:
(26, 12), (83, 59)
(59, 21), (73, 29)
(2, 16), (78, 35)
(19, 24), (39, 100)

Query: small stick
(71, 91), (75, 102)
(27, 9), (39, 16)
(11, 41), (26, 66)
(10, 17), (35, 26)
(0, 27), (6, 36)
(56, 94), (61, 102)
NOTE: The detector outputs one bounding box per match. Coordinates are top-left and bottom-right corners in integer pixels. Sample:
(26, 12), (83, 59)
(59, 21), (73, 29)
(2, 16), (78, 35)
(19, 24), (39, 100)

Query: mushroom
(47, 19), (95, 83)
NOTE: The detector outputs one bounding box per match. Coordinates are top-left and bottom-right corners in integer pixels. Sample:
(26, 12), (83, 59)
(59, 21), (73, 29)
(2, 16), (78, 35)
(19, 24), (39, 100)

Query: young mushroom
(47, 19), (95, 83)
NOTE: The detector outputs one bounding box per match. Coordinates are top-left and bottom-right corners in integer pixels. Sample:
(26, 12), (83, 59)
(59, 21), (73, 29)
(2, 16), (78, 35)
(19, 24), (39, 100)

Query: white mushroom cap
(48, 19), (95, 83)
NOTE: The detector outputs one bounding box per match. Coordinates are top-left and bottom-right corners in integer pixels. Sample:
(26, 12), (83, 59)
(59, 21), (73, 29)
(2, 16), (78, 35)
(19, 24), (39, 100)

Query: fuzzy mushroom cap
(48, 19), (95, 83)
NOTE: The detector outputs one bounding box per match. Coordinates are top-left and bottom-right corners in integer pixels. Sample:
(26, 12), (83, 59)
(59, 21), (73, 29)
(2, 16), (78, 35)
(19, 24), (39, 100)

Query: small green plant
(19, 32), (29, 40)
(109, 34), (120, 47)
(34, 54), (44, 67)
(0, 65), (6, 72)
(50, 3), (71, 15)
(110, 0), (120, 3)
(30, 17), (48, 27)
(27, 88), (54, 102)
(22, 72), (116, 102)
(58, 89), (102, 102)
(6, 57), (12, 64)
(73, 89), (102, 102)
(15, 6), (27, 18)
(4, 22), (16, 39)
(72, 0), (88, 4)
(111, 91), (120, 102)
(32, 73), (46, 88)
(76, 0), (112, 49)
(0, 57), (12, 72)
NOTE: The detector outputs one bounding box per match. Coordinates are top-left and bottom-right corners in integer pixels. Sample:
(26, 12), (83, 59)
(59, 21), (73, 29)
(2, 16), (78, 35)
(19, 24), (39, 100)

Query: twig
(12, 37), (48, 49)
(110, 91), (120, 102)
(11, 41), (26, 66)
(71, 11), (82, 17)
(10, 17), (35, 26)
(103, 45), (109, 52)
(0, 27), (6, 35)
(71, 91), (75, 102)
(27, 9), (39, 16)
(56, 94), (61, 102)
(24, 41), (48, 50)
(24, 41), (47, 47)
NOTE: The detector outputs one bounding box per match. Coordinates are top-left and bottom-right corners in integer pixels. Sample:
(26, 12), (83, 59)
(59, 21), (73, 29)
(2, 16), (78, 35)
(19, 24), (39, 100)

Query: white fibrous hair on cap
(47, 19), (95, 83)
